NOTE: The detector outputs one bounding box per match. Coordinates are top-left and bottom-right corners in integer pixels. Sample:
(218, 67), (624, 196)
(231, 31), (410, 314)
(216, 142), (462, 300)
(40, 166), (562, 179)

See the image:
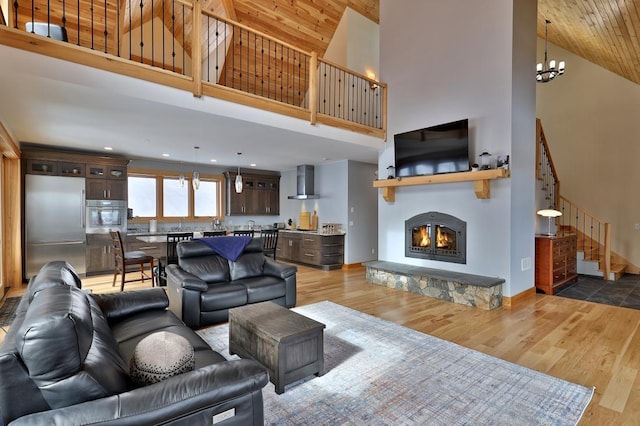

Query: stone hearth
(363, 261), (504, 310)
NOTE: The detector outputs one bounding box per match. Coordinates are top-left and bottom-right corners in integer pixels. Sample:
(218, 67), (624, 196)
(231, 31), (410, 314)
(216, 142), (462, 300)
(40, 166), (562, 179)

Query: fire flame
(437, 226), (447, 248)
(419, 227), (430, 247)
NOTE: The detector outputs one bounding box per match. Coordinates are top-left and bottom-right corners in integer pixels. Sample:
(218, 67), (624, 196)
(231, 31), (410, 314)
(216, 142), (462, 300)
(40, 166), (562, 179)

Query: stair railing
(557, 196), (611, 279)
(536, 119), (560, 209)
(537, 119), (612, 279)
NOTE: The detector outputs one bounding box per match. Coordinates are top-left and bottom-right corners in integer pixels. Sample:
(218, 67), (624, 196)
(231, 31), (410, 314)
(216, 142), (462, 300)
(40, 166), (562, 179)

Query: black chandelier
(536, 19), (565, 83)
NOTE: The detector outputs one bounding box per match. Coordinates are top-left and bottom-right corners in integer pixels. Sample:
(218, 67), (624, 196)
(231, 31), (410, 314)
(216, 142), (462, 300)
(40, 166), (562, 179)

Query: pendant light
(235, 152), (243, 193)
(178, 161), (185, 188)
(192, 146), (200, 190)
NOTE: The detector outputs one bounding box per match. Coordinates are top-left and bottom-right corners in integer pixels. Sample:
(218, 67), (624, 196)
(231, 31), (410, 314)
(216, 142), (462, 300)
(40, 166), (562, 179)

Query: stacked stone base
(363, 261), (504, 310)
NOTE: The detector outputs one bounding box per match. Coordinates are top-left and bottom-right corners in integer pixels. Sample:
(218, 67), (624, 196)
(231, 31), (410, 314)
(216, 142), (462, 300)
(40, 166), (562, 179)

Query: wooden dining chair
(202, 230), (227, 237)
(261, 229), (279, 260)
(233, 230), (255, 237)
(110, 230), (154, 291)
(156, 232), (193, 286)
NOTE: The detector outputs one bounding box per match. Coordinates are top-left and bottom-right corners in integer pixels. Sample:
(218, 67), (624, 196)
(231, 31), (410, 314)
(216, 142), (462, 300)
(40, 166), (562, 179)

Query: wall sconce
(537, 209), (562, 236)
(366, 71), (378, 90)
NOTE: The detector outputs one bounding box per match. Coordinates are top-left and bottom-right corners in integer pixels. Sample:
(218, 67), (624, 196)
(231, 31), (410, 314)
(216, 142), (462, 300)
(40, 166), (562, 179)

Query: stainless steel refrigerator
(25, 174), (86, 278)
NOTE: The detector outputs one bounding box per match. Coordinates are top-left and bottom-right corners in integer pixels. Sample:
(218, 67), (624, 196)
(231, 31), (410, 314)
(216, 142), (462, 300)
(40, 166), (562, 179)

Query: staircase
(536, 119), (627, 281)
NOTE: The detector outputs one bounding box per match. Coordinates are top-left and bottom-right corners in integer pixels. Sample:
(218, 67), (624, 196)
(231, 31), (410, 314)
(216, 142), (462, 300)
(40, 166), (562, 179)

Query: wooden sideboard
(535, 234), (578, 295)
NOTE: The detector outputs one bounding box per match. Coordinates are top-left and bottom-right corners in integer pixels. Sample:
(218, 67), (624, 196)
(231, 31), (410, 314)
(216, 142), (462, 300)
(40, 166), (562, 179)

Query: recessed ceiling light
(162, 153), (170, 157)
(250, 163), (256, 167)
(210, 159), (217, 162)
(104, 146), (113, 151)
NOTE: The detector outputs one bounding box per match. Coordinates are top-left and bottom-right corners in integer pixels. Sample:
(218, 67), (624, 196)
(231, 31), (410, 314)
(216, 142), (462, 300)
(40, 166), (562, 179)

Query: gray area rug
(197, 301), (594, 426)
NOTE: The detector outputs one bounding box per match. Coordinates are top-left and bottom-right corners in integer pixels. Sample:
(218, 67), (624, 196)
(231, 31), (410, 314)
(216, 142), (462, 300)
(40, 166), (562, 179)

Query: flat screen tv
(394, 119), (470, 178)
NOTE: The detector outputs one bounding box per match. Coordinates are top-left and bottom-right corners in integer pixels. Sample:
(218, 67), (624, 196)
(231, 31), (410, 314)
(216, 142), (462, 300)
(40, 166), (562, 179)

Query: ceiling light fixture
(192, 146), (200, 190)
(235, 153), (243, 194)
(178, 161), (185, 188)
(536, 19), (565, 83)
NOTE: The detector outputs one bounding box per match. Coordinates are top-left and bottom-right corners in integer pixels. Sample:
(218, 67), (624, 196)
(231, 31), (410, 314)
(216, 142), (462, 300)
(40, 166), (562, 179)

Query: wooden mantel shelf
(373, 169), (510, 202)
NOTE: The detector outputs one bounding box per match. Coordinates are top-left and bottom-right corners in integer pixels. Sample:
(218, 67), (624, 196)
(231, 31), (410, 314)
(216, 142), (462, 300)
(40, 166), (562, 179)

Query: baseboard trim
(503, 287), (536, 308)
(342, 263), (365, 270)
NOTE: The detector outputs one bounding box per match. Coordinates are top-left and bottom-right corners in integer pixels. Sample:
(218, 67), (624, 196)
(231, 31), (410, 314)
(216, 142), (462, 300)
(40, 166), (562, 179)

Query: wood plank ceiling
(11, 1), (640, 86)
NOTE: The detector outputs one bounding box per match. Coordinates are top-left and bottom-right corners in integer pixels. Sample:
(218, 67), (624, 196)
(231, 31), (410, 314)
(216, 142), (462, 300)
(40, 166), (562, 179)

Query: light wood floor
(2, 264), (639, 424)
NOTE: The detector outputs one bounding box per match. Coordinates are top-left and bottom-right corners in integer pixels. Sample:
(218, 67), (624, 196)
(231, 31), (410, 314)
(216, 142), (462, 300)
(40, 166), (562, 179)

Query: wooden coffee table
(229, 301), (325, 394)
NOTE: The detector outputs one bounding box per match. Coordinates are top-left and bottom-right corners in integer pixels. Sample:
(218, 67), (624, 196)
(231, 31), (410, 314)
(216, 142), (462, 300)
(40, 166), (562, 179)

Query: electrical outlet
(521, 257), (532, 271)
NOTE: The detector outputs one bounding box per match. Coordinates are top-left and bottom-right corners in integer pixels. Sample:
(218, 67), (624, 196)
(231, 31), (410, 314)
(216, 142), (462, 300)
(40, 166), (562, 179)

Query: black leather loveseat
(166, 237), (297, 328)
(0, 261), (268, 425)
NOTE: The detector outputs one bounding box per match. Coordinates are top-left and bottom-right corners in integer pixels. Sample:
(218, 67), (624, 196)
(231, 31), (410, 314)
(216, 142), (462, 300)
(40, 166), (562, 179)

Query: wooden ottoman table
(229, 301), (325, 394)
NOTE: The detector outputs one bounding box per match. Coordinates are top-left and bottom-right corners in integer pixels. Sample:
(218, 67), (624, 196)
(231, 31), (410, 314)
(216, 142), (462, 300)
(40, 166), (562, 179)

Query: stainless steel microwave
(86, 200), (127, 234)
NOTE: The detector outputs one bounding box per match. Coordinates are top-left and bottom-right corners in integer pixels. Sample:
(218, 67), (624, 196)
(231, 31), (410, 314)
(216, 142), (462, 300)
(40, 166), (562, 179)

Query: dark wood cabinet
(225, 172), (280, 215)
(535, 234), (578, 294)
(276, 231), (344, 270)
(23, 148), (128, 200)
(85, 163), (127, 200)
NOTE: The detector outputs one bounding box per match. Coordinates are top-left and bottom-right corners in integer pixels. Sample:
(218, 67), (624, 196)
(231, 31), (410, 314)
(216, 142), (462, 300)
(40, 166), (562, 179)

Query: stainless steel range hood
(288, 165), (320, 199)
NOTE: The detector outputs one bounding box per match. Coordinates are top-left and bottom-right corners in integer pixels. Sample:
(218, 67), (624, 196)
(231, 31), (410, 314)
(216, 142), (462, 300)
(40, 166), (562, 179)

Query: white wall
(536, 40), (640, 267)
(324, 7), (379, 78)
(379, 0), (537, 297)
(347, 160), (378, 263)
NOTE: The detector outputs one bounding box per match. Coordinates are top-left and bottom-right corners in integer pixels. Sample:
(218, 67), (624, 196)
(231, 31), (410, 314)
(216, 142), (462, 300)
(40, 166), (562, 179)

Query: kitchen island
(275, 230), (345, 270)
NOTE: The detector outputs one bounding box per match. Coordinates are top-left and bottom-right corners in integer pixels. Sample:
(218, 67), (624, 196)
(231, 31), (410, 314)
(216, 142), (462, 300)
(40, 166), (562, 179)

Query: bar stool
(233, 230), (255, 237)
(109, 231), (154, 291)
(157, 232), (193, 286)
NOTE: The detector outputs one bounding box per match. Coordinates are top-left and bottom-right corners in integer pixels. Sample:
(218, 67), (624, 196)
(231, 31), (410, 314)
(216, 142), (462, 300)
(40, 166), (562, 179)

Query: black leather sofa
(166, 237), (297, 328)
(0, 261), (268, 425)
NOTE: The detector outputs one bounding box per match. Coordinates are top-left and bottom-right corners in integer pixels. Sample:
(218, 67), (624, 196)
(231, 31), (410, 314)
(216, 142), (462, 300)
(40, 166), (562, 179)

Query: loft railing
(536, 119), (612, 279)
(4, 0), (386, 138)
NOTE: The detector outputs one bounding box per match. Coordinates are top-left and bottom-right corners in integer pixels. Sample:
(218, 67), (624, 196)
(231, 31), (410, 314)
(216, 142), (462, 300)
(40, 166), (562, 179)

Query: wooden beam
(0, 121), (20, 159)
(220, 0), (237, 21)
(2, 157), (22, 287)
(192, 0), (202, 97)
(309, 51), (318, 125)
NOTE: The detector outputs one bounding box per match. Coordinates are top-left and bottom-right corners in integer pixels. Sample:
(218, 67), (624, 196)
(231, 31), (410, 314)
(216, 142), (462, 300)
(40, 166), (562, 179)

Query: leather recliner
(166, 237), (297, 328)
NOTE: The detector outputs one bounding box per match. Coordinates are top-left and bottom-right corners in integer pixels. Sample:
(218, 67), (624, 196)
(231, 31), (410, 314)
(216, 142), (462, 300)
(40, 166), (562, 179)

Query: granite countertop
(278, 229), (346, 236)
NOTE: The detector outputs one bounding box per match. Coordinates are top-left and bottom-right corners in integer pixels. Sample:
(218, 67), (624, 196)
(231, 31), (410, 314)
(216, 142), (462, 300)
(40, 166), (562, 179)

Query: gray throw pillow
(130, 331), (195, 386)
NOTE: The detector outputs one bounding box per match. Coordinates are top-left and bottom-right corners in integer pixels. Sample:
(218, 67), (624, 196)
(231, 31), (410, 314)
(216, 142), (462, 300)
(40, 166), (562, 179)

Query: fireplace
(405, 212), (466, 264)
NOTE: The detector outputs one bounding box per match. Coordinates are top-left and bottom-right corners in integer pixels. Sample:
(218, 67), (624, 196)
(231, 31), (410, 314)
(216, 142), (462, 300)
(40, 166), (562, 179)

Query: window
(128, 176), (157, 217)
(128, 169), (224, 222)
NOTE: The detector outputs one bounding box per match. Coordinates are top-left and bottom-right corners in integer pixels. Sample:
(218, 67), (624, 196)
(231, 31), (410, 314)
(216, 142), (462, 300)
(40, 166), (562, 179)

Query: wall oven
(86, 200), (127, 234)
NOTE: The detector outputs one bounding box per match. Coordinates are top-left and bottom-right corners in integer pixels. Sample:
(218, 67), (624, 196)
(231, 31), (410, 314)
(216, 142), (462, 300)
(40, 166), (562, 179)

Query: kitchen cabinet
(225, 172), (280, 216)
(535, 234), (578, 295)
(276, 231), (344, 270)
(86, 233), (113, 275)
(86, 163), (128, 200)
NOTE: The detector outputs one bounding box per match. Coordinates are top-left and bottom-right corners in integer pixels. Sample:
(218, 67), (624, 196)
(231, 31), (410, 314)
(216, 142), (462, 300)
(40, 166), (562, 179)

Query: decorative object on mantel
(192, 146), (200, 190)
(386, 165), (395, 179)
(536, 19), (565, 83)
(235, 152), (243, 193)
(479, 150), (492, 170)
(537, 208), (562, 236)
(496, 155), (510, 170)
(373, 168), (510, 202)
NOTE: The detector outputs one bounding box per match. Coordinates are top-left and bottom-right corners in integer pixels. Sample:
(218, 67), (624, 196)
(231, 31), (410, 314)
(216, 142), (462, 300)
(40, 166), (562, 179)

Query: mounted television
(394, 119), (470, 177)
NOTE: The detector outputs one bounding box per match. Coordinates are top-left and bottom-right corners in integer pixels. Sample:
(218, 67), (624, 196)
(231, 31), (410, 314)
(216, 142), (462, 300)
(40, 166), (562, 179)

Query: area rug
(0, 297), (20, 327)
(197, 301), (594, 426)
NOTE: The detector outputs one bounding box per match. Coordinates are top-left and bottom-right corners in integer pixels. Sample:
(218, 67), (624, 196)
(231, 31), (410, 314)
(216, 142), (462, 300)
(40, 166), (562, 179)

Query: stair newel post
(192, 0), (202, 98)
(604, 222), (612, 280)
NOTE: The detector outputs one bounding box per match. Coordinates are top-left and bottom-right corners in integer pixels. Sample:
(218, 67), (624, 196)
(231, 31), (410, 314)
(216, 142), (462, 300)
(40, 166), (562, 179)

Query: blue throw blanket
(194, 236), (252, 261)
